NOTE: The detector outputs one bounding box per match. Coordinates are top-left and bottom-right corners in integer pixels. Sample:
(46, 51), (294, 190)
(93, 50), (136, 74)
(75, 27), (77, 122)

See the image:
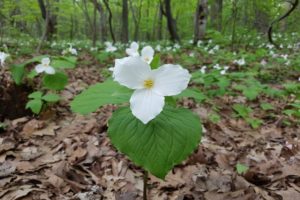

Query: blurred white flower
(69, 46), (78, 55)
(234, 58), (246, 66)
(141, 46), (154, 64)
(126, 41), (139, 56)
(281, 54), (288, 60)
(220, 69), (227, 75)
(155, 45), (161, 52)
(35, 58), (55, 75)
(200, 66), (206, 74)
(0, 52), (9, 67)
(113, 56), (191, 124)
(213, 64), (221, 70)
(197, 40), (203, 47)
(261, 59), (267, 66)
(174, 43), (181, 49)
(105, 41), (117, 52)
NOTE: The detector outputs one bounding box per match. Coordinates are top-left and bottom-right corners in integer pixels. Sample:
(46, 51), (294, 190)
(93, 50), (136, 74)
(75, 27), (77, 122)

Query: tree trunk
(157, 2), (163, 40)
(210, 0), (222, 31)
(161, 0), (180, 42)
(129, 0), (143, 41)
(37, 0), (57, 40)
(194, 0), (208, 44)
(92, 2), (97, 46)
(103, 0), (115, 43)
(91, 0), (107, 42)
(121, 0), (129, 43)
(231, 0), (238, 51)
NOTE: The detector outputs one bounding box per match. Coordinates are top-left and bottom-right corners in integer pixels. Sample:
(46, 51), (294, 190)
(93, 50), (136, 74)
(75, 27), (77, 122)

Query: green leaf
(71, 80), (132, 114)
(51, 56), (77, 69)
(28, 91), (43, 99)
(243, 87), (260, 100)
(236, 163), (249, 174)
(43, 72), (68, 90)
(10, 64), (25, 85)
(0, 123), (7, 130)
(26, 99), (43, 114)
(175, 88), (207, 102)
(27, 70), (38, 79)
(260, 103), (274, 111)
(42, 94), (60, 102)
(233, 104), (252, 119)
(108, 106), (202, 179)
(150, 55), (160, 69)
(246, 118), (263, 129)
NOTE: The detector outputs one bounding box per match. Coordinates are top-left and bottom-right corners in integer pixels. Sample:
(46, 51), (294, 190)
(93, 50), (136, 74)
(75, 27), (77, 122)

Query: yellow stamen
(144, 79), (154, 89)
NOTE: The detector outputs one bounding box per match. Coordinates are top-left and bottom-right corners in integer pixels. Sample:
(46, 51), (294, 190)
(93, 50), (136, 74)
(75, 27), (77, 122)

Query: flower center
(144, 57), (149, 62)
(143, 79), (154, 89)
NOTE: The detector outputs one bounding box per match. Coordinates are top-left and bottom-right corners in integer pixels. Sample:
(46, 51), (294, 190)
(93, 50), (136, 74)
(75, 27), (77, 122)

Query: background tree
(194, 0), (208, 43)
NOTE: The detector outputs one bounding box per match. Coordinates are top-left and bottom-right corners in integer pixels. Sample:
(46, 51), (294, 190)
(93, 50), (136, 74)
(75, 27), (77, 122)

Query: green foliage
(236, 163), (249, 174)
(175, 88), (207, 103)
(43, 72), (68, 90)
(51, 56), (77, 69)
(10, 64), (25, 85)
(71, 80), (132, 114)
(150, 55), (161, 69)
(108, 106), (202, 179)
(233, 104), (262, 129)
(26, 91), (60, 114)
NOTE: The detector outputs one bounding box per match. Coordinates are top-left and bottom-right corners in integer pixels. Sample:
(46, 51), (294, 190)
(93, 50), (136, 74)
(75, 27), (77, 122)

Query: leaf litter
(0, 53), (300, 199)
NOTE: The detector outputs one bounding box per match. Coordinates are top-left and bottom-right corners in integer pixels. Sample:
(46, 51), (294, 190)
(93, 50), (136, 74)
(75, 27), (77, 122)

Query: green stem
(143, 171), (148, 200)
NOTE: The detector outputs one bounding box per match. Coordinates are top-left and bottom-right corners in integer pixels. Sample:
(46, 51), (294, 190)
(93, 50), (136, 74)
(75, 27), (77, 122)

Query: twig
(143, 170), (148, 200)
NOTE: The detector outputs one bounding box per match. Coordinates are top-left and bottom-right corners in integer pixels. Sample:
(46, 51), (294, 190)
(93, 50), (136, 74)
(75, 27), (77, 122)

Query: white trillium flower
(35, 58), (55, 75)
(281, 54), (288, 60)
(174, 43), (181, 49)
(69, 46), (78, 55)
(261, 59), (267, 66)
(126, 42), (139, 56)
(109, 57), (130, 74)
(234, 58), (246, 66)
(0, 52), (9, 67)
(141, 46), (154, 64)
(213, 64), (221, 70)
(113, 57), (191, 124)
(200, 66), (206, 74)
(105, 41), (117, 52)
(155, 45), (161, 52)
(220, 69), (227, 75)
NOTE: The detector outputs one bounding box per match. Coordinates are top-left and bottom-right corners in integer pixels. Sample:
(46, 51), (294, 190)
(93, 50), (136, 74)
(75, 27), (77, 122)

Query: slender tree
(160, 0), (180, 42)
(194, 0), (208, 44)
(121, 0), (129, 43)
(103, 0), (116, 43)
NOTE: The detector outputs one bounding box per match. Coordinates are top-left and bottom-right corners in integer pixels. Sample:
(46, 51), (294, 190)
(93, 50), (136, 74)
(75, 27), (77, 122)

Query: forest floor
(1, 51), (300, 200)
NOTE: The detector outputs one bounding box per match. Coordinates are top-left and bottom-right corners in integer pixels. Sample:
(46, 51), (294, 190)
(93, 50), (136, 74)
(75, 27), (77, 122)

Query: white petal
(113, 57), (151, 89)
(141, 46), (154, 64)
(45, 66), (55, 74)
(130, 42), (139, 51)
(126, 48), (139, 57)
(130, 89), (165, 124)
(35, 64), (46, 73)
(42, 57), (50, 65)
(152, 64), (191, 96)
(105, 41), (112, 47)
